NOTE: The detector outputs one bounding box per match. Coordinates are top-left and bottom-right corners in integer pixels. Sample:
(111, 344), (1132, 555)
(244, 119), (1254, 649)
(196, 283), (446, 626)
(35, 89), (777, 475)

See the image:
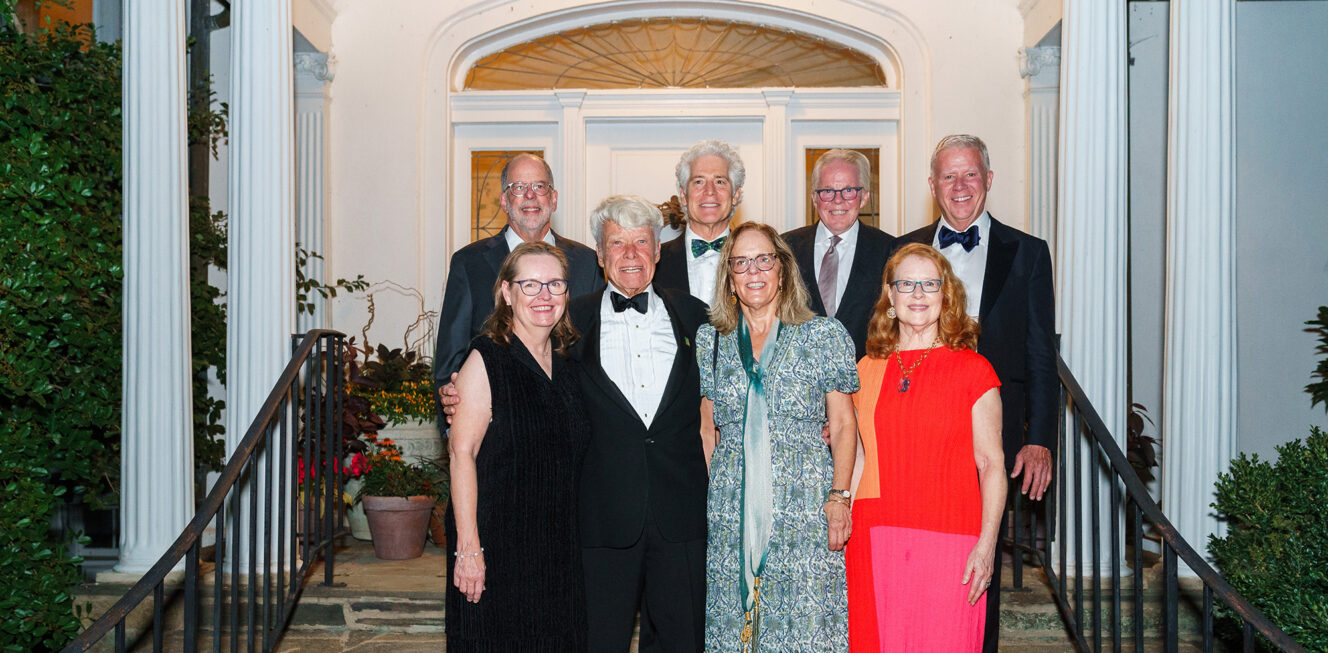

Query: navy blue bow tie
(939, 225), (980, 252)
(610, 291), (648, 314)
(690, 236), (726, 258)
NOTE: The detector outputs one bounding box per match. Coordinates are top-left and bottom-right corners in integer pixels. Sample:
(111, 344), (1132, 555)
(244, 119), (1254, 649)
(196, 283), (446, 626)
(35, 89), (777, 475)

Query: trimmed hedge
(0, 22), (121, 650)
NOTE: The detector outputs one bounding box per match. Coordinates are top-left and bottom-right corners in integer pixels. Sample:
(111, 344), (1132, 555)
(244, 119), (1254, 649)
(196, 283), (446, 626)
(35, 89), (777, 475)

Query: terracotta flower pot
(428, 502), (448, 548)
(362, 495), (433, 560)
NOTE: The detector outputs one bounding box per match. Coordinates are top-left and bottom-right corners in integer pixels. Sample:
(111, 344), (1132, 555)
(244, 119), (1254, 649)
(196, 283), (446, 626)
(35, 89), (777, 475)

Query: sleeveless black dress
(445, 336), (590, 652)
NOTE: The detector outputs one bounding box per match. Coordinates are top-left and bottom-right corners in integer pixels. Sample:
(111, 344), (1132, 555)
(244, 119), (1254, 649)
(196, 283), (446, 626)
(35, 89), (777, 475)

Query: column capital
(762, 89), (794, 107)
(1020, 46), (1061, 89)
(556, 89), (586, 109)
(294, 52), (333, 82)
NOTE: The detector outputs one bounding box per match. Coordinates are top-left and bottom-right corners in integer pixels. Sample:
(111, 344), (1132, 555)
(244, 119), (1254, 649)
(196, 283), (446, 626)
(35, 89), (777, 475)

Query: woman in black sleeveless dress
(445, 242), (590, 652)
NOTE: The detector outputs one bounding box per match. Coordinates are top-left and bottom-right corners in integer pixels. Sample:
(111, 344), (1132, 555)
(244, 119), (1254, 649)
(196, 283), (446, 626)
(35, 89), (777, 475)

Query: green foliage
(355, 437), (446, 502)
(295, 246), (368, 316)
(358, 344), (431, 392)
(187, 81), (228, 477)
(1209, 427), (1328, 650)
(1308, 306), (1328, 412)
(0, 20), (121, 649)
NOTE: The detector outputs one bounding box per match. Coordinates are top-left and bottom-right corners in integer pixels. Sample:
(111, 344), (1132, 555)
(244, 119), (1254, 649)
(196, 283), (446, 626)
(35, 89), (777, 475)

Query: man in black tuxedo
(899, 134), (1057, 652)
(654, 139), (745, 305)
(441, 194), (710, 651)
(431, 153), (603, 434)
(571, 195), (710, 653)
(783, 149), (896, 361)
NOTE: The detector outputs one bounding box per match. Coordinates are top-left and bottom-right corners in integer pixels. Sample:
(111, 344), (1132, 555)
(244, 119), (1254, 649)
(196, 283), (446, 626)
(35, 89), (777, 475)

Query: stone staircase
(84, 540), (1217, 652)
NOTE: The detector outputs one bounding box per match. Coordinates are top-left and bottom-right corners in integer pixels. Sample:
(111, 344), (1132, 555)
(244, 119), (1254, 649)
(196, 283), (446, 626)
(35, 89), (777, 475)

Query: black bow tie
(939, 225), (980, 252)
(610, 291), (648, 314)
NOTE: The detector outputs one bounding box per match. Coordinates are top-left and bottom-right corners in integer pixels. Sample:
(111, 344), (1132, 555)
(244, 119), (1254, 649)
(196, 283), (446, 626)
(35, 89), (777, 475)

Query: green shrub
(1209, 427), (1328, 650)
(0, 21), (121, 650)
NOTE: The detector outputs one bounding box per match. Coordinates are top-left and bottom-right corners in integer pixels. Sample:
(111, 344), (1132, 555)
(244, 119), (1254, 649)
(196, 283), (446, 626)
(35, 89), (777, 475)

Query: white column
(226, 0), (295, 565)
(295, 52), (332, 334)
(1057, 0), (1129, 572)
(116, 0), (194, 574)
(556, 90), (586, 244)
(1021, 46), (1060, 249)
(1160, 0), (1236, 567)
(761, 89), (792, 231)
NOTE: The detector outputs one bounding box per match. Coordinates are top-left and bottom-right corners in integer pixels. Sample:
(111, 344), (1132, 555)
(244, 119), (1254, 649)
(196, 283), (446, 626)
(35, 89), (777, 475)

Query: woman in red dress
(846, 243), (1007, 651)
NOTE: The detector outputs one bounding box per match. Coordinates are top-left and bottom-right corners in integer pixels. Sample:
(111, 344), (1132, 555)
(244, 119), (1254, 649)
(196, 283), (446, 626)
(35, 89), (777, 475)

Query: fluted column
(762, 89), (792, 230)
(556, 90), (586, 244)
(295, 53), (332, 334)
(1057, 0), (1129, 571)
(116, 0), (194, 574)
(1022, 46), (1060, 249)
(226, 0), (294, 565)
(1160, 0), (1236, 567)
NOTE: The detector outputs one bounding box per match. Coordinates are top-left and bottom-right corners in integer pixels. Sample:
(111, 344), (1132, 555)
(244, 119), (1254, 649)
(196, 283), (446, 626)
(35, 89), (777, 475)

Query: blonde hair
(707, 222), (815, 335)
(479, 242), (578, 356)
(865, 243), (979, 357)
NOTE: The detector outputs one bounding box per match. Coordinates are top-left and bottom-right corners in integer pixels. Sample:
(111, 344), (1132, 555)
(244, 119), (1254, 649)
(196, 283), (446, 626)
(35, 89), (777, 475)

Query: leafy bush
(1308, 306), (1328, 411)
(1209, 427), (1328, 650)
(0, 20), (121, 651)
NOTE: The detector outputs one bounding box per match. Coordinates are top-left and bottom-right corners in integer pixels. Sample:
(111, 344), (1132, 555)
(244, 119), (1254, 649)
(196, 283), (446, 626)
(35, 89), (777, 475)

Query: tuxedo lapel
(578, 295), (644, 424)
(840, 227), (882, 316)
(979, 217), (1018, 322)
(792, 231), (826, 316)
(652, 291), (696, 423)
(482, 227), (511, 277)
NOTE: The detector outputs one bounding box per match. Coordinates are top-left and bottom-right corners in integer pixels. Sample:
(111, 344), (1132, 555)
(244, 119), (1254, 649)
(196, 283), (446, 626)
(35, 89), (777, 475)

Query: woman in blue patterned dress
(697, 222), (860, 652)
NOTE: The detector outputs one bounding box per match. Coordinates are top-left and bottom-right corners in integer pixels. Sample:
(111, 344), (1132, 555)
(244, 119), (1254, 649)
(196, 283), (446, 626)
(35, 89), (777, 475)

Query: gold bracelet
(824, 496), (851, 507)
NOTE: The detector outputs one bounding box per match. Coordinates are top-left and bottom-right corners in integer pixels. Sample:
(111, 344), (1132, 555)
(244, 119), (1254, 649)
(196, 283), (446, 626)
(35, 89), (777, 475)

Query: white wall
(1233, 1), (1328, 456)
(321, 0), (1030, 344)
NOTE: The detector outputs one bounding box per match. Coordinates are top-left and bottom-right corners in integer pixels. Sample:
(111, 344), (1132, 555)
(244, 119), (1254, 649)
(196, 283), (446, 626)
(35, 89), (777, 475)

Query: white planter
(379, 420), (446, 467)
(344, 477), (371, 540)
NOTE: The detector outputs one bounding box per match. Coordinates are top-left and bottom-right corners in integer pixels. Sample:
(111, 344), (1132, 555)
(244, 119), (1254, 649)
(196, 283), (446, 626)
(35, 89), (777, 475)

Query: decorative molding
(1020, 45), (1061, 81)
(294, 52), (333, 82)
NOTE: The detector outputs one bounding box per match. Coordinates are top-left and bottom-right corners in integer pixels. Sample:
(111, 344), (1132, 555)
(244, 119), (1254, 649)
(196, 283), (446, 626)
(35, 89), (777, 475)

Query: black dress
(445, 336), (590, 652)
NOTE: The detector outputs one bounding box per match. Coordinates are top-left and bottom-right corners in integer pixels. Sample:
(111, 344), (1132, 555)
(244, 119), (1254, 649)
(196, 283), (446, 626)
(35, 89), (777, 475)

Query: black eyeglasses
(727, 253), (778, 274)
(813, 186), (864, 202)
(504, 181), (553, 197)
(890, 279), (943, 293)
(511, 279), (569, 296)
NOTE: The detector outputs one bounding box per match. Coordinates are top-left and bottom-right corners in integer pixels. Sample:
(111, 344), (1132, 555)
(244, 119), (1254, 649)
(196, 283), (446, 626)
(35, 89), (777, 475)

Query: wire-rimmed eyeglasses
(813, 186), (864, 202)
(511, 278), (570, 296)
(504, 181), (553, 197)
(727, 253), (778, 274)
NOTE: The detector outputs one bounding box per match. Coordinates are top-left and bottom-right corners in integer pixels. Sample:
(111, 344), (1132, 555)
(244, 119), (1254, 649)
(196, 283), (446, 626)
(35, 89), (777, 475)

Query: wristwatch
(826, 489), (851, 502)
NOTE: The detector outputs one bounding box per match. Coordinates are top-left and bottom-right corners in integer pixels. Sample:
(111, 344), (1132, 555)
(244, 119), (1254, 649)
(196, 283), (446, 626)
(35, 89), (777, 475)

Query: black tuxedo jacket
(783, 223), (895, 362)
(569, 286), (711, 547)
(653, 236), (697, 303)
(432, 227), (604, 389)
(899, 216), (1057, 469)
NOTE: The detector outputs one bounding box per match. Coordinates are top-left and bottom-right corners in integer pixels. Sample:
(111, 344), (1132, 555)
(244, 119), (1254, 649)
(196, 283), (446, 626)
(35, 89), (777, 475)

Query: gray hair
(811, 149), (871, 193)
(675, 139), (747, 191)
(500, 153), (555, 189)
(930, 134), (991, 176)
(589, 194), (664, 248)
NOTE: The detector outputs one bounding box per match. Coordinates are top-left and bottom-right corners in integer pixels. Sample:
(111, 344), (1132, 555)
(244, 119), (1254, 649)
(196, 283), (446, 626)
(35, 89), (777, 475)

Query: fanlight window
(465, 18), (888, 90)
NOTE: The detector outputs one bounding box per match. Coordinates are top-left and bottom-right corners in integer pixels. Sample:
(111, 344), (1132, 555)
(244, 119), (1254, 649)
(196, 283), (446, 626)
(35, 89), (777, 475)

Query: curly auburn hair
(479, 241), (578, 357)
(864, 242), (980, 357)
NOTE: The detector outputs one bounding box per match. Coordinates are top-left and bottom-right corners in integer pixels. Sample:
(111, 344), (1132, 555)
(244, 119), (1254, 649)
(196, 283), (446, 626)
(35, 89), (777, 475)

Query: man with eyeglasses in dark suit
(783, 148), (896, 361)
(432, 153), (604, 436)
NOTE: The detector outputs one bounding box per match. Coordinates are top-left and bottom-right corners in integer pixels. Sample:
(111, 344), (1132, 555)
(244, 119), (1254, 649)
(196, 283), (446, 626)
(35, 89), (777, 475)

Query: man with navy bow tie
(654, 139), (746, 305)
(899, 134), (1058, 653)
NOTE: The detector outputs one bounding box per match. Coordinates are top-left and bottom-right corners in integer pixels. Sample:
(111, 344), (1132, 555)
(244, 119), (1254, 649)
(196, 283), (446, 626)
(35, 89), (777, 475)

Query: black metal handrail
(1002, 354), (1304, 652)
(64, 330), (348, 652)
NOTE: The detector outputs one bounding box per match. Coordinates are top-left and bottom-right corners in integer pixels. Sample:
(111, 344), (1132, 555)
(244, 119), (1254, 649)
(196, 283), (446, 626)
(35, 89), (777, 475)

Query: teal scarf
(738, 315), (780, 614)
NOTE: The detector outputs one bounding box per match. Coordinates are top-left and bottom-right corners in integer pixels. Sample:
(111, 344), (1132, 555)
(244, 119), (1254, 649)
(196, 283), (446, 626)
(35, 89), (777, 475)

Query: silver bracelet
(454, 548), (484, 559)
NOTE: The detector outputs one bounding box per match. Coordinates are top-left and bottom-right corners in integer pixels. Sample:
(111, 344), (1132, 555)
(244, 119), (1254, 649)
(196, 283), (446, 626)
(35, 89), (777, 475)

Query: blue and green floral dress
(697, 316), (860, 652)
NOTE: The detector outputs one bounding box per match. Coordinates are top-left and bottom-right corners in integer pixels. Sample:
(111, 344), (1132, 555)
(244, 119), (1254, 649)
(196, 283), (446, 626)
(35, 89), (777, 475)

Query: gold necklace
(893, 338), (940, 392)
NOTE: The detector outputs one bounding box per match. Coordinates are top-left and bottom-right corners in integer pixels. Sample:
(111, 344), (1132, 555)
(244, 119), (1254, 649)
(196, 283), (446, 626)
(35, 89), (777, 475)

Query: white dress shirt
(812, 220), (861, 314)
(684, 226), (730, 305)
(932, 211), (991, 318)
(504, 226), (557, 252)
(599, 290), (676, 428)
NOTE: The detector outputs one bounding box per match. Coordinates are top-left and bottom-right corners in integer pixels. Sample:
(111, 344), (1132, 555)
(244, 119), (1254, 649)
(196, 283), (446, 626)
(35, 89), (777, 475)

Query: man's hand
(438, 372), (460, 424)
(1011, 444), (1053, 501)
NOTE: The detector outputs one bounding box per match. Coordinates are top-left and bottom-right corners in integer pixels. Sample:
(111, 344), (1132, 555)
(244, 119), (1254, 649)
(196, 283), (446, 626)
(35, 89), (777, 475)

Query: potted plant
(295, 456), (353, 535)
(356, 434), (446, 560)
(349, 343), (441, 464)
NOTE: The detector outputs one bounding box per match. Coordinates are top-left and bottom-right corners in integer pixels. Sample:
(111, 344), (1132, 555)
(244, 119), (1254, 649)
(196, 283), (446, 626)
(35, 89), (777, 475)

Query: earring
(728, 293), (737, 306)
(886, 306), (897, 319)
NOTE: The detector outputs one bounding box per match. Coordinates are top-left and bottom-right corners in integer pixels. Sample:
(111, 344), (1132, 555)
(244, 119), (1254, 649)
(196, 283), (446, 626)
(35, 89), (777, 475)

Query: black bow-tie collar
(610, 291), (649, 314)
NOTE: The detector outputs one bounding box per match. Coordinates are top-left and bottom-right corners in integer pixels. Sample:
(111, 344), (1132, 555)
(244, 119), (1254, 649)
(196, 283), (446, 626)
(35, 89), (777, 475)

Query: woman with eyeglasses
(696, 221), (860, 651)
(843, 243), (1005, 652)
(446, 241), (591, 651)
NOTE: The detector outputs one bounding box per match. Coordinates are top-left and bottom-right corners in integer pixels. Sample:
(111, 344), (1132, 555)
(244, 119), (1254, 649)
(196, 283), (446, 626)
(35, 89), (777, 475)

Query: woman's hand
(824, 500), (852, 551)
(962, 539), (996, 605)
(454, 550), (486, 603)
